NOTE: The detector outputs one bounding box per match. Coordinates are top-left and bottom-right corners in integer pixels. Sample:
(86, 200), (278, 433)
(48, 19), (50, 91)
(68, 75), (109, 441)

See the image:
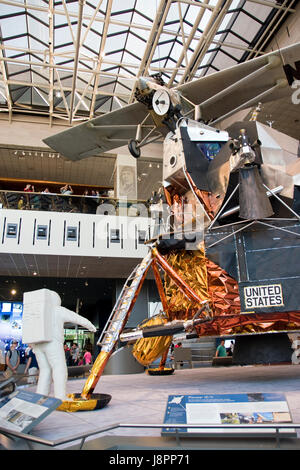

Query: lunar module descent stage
(59, 115), (300, 411)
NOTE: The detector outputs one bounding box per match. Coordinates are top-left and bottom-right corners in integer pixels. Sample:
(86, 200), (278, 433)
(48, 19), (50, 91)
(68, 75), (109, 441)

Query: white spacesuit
(22, 289), (97, 401)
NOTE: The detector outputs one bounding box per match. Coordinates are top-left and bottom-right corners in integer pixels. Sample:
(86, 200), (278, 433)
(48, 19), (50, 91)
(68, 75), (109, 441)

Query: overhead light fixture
(11, 289), (17, 295)
(33, 271), (37, 276)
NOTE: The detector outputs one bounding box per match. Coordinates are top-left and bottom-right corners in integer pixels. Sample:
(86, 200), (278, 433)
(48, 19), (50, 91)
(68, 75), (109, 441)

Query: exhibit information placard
(162, 393), (295, 437)
(0, 390), (61, 434)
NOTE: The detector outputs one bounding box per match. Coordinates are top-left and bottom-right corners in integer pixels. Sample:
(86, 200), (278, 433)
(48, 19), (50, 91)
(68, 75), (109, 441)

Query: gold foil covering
(132, 314), (173, 366)
(206, 258), (241, 317)
(57, 394), (98, 412)
(81, 350), (110, 399)
(194, 311), (300, 337)
(164, 248), (209, 321)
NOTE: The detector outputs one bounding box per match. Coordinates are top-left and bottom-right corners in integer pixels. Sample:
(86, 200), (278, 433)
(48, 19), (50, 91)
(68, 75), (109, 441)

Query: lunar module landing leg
(58, 248), (210, 411)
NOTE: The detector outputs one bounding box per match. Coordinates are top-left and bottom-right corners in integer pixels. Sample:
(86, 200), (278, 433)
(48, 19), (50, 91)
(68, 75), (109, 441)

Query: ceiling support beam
(89, 0), (113, 119)
(248, 0), (296, 60)
(80, 0), (104, 48)
(246, 0), (296, 13)
(179, 0), (232, 84)
(128, 0), (172, 104)
(0, 41), (263, 69)
(0, 46), (13, 122)
(54, 68), (70, 120)
(172, 0), (214, 10)
(167, 0), (209, 87)
(68, 0), (85, 124)
(5, 78), (131, 99)
(48, 0), (54, 126)
(61, 0), (76, 45)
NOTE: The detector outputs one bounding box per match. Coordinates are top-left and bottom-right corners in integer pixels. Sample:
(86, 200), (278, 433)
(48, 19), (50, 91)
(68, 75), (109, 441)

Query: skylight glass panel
(114, 80), (132, 96)
(199, 51), (214, 68)
(229, 0), (243, 9)
(16, 87), (31, 105)
(117, 77), (134, 91)
(111, 11), (132, 23)
(221, 32), (250, 60)
(32, 87), (48, 106)
(102, 50), (123, 63)
(29, 6), (49, 25)
(126, 33), (145, 59)
(166, 2), (183, 23)
(135, 0), (157, 19)
(230, 12), (262, 42)
(0, 15), (27, 38)
(27, 15), (49, 44)
(131, 10), (153, 26)
(199, 9), (212, 30)
(2, 35), (28, 50)
(111, 0), (135, 13)
(28, 36), (49, 52)
(54, 14), (70, 27)
(96, 96), (113, 112)
(82, 29), (102, 53)
(54, 25), (74, 47)
(218, 12), (234, 32)
(8, 67), (32, 82)
(83, 2), (101, 17)
(31, 67), (49, 83)
(105, 31), (127, 52)
(183, 4), (200, 24)
(62, 1), (79, 15)
(182, 22), (194, 37)
(211, 49), (239, 70)
(152, 42), (173, 62)
(243, 2), (273, 22)
(0, 4), (24, 15)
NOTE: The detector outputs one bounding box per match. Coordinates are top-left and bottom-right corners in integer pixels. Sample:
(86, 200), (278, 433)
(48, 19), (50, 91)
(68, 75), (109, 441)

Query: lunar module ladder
(81, 252), (152, 398)
(97, 252), (152, 349)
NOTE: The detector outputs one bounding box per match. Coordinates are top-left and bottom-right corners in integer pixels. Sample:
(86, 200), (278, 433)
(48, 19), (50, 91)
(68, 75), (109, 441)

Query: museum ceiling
(0, 0), (297, 126)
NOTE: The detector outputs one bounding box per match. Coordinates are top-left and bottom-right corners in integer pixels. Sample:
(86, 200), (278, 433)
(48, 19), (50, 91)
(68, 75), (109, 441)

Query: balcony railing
(0, 190), (151, 217)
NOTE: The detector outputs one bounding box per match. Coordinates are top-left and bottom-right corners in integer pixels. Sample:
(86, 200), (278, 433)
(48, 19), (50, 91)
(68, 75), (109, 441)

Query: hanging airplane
(43, 42), (300, 412)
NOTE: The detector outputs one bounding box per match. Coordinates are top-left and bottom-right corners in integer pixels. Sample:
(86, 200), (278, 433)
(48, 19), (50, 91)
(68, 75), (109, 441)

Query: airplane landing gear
(128, 139), (141, 158)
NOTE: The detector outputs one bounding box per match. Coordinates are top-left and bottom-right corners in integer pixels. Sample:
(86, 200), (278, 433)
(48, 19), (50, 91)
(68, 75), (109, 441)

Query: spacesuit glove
(87, 323), (97, 333)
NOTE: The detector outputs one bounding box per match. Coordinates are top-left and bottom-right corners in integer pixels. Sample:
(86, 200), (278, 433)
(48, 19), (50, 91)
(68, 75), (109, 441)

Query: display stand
(0, 389), (61, 434)
(162, 393), (297, 438)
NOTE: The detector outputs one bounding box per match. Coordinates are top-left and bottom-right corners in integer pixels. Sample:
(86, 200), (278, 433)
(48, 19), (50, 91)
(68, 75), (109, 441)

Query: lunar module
(43, 42), (300, 411)
(58, 115), (299, 412)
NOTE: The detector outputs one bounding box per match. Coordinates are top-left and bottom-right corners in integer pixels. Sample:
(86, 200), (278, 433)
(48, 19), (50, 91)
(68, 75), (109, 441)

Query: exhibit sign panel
(162, 393), (295, 437)
(0, 390), (61, 434)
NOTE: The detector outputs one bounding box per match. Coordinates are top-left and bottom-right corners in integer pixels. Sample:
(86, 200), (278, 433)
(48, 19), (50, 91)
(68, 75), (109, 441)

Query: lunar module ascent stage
(55, 116), (300, 412)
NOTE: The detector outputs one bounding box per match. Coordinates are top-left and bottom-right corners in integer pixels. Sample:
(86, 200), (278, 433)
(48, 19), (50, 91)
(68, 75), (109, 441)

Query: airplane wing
(177, 42), (300, 124)
(43, 101), (152, 161)
(44, 42), (300, 160)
